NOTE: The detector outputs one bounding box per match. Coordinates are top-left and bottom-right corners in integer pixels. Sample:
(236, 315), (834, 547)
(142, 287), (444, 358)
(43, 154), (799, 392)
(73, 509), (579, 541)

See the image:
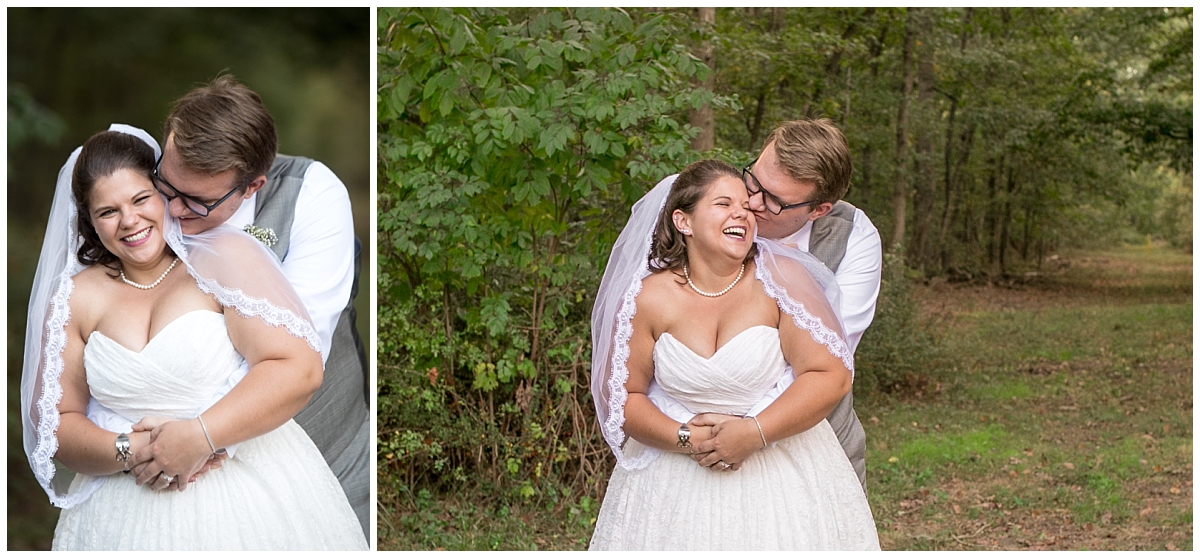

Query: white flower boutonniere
(243, 224), (278, 247)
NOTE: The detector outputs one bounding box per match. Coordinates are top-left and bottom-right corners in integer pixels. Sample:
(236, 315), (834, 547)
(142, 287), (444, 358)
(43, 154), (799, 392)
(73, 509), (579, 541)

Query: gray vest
(808, 200), (868, 492)
(254, 155), (370, 538)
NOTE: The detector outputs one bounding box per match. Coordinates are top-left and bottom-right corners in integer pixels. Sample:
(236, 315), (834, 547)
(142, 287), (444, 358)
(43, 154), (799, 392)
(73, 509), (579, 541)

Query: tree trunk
(890, 8), (916, 250)
(689, 7), (716, 151)
(747, 88), (769, 152)
(908, 7), (936, 272)
(999, 166), (1016, 275)
(940, 121), (975, 271)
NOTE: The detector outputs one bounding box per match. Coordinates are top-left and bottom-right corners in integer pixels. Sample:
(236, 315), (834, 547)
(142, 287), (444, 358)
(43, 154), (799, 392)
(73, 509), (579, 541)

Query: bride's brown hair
(648, 159), (757, 273)
(71, 131), (157, 270)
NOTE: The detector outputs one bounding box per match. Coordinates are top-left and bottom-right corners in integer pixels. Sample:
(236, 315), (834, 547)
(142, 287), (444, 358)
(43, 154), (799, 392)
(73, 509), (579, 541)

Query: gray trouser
(826, 391), (867, 495)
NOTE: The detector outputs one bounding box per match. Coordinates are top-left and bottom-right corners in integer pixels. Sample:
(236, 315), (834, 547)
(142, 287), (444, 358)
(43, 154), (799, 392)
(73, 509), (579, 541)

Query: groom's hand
(691, 417), (761, 471)
(130, 417), (213, 492)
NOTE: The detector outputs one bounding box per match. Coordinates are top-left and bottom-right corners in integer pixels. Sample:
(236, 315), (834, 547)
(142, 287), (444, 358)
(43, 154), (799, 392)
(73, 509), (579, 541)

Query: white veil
(590, 174), (854, 470)
(20, 124), (321, 508)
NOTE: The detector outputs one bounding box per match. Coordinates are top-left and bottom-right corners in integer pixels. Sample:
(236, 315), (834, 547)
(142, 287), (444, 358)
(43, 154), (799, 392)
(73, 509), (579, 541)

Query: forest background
(377, 7), (1191, 550)
(7, 8), (370, 550)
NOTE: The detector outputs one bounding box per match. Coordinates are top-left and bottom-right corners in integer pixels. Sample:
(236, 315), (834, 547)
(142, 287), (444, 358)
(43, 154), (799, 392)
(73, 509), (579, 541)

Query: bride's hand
(688, 413), (741, 428)
(130, 418), (213, 492)
(687, 414), (743, 471)
(691, 417), (762, 472)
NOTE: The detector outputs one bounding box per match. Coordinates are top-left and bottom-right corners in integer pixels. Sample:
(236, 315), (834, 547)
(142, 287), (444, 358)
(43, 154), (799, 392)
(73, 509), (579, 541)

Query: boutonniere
(243, 224), (278, 247)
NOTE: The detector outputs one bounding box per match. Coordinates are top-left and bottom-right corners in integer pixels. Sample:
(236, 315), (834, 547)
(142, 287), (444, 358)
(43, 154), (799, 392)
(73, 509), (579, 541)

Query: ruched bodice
(84, 310), (242, 420)
(653, 325), (786, 416)
(593, 324), (879, 550)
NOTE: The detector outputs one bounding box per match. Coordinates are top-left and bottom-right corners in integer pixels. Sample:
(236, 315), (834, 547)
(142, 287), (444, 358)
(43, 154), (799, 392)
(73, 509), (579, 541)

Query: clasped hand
(126, 416), (225, 492)
(687, 413), (764, 472)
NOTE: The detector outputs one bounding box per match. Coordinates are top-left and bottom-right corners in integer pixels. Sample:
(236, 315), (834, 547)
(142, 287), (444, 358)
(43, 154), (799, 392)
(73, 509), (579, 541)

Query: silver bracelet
(750, 416), (768, 448)
(197, 415), (217, 454)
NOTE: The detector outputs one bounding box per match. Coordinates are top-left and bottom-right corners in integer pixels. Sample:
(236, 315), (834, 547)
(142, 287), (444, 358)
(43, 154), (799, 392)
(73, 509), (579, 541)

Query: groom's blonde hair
(164, 74), (277, 188)
(763, 119), (852, 204)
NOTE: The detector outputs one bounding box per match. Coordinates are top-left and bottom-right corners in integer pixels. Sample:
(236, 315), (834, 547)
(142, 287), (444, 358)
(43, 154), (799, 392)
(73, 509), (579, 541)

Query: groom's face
(746, 142), (832, 240)
(157, 135), (262, 235)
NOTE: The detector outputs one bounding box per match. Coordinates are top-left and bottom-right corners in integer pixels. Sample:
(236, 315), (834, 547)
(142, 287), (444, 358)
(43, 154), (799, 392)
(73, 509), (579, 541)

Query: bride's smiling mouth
(121, 226), (154, 246)
(722, 226), (747, 240)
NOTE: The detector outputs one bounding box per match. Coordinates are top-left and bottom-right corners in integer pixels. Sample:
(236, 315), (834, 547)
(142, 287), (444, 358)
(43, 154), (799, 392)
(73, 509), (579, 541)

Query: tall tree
(690, 7), (716, 151)
(890, 8), (916, 249)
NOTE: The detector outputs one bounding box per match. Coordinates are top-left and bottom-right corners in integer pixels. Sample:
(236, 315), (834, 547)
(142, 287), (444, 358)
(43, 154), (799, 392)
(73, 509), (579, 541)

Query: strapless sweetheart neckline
(657, 324), (778, 360)
(88, 309), (222, 354)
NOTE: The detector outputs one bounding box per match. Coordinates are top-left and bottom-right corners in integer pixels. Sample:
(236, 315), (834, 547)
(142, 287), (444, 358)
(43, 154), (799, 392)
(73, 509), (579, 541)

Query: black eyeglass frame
(741, 157), (822, 215)
(151, 152), (249, 217)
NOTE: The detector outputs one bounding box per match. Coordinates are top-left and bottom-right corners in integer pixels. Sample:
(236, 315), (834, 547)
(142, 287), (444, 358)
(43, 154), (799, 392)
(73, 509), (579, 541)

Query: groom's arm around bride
(120, 75), (370, 538)
(671, 119), (882, 489)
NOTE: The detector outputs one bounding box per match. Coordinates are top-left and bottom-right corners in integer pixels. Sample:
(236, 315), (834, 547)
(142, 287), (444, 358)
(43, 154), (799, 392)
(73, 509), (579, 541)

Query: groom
(127, 75), (369, 537)
(659, 119), (882, 489)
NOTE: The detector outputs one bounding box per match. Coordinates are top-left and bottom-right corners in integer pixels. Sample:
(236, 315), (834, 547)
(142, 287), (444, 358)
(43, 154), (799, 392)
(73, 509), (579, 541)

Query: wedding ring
(160, 473), (174, 484)
(718, 460), (731, 470)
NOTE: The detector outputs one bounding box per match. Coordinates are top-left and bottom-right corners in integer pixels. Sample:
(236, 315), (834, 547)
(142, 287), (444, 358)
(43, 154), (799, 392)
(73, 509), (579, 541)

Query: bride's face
(675, 175), (757, 261)
(87, 168), (169, 270)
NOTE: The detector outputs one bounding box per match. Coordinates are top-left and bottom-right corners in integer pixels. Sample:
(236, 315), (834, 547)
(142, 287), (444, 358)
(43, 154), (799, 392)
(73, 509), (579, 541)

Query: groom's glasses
(151, 153), (248, 217)
(742, 158), (821, 215)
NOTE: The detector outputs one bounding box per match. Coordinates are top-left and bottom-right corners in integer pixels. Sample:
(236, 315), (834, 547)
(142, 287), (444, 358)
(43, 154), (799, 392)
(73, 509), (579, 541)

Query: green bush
(376, 7), (732, 501)
(854, 249), (946, 393)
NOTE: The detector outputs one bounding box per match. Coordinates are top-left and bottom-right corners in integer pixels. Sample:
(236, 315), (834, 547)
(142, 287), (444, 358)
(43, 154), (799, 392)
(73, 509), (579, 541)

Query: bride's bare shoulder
(66, 265), (119, 327)
(72, 264), (118, 290)
(634, 269), (684, 317)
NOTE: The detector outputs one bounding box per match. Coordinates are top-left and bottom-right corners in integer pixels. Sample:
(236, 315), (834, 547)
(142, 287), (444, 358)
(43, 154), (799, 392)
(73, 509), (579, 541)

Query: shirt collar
(775, 218), (814, 251)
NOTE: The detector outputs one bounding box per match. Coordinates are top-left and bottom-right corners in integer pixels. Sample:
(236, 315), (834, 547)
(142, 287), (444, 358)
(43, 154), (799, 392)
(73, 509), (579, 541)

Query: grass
(378, 242), (1191, 550)
(866, 243), (1192, 550)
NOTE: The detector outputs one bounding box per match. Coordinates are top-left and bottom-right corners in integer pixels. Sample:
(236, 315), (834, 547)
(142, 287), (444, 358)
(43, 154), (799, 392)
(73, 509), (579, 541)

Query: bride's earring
(679, 229), (691, 235)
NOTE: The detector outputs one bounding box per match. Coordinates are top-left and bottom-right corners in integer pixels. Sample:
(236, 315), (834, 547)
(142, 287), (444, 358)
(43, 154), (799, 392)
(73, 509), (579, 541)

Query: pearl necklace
(683, 262), (745, 298)
(121, 257), (179, 290)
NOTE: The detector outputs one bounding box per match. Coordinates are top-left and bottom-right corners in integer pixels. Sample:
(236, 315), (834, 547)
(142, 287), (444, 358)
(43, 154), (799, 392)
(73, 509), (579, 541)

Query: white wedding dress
(590, 325), (879, 550)
(51, 310), (366, 550)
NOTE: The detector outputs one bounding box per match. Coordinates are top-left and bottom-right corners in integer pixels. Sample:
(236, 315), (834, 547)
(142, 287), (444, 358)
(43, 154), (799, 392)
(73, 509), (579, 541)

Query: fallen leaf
(869, 416), (880, 424)
(1140, 505), (1153, 517)
(889, 456), (899, 463)
(1063, 462), (1075, 470)
(952, 504), (961, 514)
(1167, 543), (1177, 551)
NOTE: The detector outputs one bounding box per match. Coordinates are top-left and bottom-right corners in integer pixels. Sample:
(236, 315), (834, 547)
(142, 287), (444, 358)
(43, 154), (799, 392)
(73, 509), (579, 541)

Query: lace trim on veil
(32, 274), (101, 509)
(168, 226), (323, 355)
(602, 195), (665, 471)
(753, 251), (855, 377)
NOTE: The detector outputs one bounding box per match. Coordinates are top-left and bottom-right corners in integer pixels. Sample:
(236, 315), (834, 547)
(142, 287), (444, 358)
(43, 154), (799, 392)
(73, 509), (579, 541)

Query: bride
(589, 160), (879, 550)
(20, 125), (366, 550)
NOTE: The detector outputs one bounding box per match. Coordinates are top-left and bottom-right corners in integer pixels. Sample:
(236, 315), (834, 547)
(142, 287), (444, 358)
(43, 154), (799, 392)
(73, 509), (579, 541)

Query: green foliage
(376, 7), (728, 499)
(855, 249), (946, 393)
(1156, 172), (1192, 252)
(699, 7), (1193, 276)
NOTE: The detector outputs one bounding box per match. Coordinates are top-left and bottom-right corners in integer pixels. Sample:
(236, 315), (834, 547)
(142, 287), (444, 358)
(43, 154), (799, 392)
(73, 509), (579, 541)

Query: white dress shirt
(227, 161), (356, 364)
(775, 207), (882, 355)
